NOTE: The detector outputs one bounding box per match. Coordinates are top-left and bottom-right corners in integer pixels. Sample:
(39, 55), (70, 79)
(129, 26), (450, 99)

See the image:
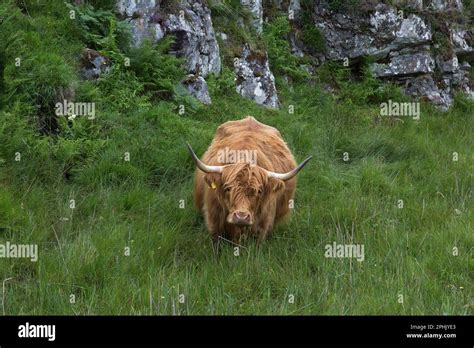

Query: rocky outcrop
(405, 75), (452, 109)
(164, 3), (221, 77)
(115, 0), (472, 110)
(315, 4), (432, 61)
(426, 0), (463, 11)
(307, 1), (473, 109)
(116, 0), (280, 108)
(117, 0), (164, 46)
(234, 0), (279, 108)
(234, 45), (279, 108)
(117, 0), (220, 104)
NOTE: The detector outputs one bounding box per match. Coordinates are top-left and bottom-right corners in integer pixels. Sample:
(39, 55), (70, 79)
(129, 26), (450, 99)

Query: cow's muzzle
(228, 211), (253, 226)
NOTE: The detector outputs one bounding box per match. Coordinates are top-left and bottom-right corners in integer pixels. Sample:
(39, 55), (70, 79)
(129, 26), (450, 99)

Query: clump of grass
(4, 41), (77, 133)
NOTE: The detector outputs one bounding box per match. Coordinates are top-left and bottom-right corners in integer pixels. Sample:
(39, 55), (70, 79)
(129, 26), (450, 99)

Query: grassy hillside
(0, 0), (472, 314)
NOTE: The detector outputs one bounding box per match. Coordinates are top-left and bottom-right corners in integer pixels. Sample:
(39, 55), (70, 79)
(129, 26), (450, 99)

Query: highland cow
(187, 116), (311, 243)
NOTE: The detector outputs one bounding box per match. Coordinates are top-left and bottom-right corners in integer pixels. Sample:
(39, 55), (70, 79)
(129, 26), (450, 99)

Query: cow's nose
(232, 211), (251, 225)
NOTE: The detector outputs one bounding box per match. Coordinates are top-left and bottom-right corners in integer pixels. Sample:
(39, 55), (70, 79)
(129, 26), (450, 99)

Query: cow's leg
(255, 224), (272, 243)
(252, 219), (274, 243)
(254, 199), (277, 242)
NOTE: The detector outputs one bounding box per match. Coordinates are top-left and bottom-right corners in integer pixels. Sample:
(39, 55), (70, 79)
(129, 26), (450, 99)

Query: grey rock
(234, 44), (279, 108)
(390, 0), (423, 10)
(460, 61), (471, 71)
(164, 3), (221, 77)
(317, 4), (432, 61)
(434, 51), (473, 103)
(405, 75), (452, 110)
(240, 0), (263, 33)
(393, 14), (432, 46)
(436, 55), (459, 73)
(127, 18), (163, 48)
(182, 75), (211, 105)
(368, 5), (400, 40)
(371, 52), (435, 77)
(80, 48), (111, 80)
(117, 0), (160, 47)
(117, 0), (157, 17)
(217, 32), (228, 41)
(426, 0), (463, 12)
(289, 0), (301, 18)
(289, 32), (305, 57)
(308, 1), (473, 109)
(450, 27), (474, 57)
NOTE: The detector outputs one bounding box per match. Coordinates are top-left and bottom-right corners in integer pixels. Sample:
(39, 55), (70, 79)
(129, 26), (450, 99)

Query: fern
(127, 37), (185, 101)
(65, 3), (131, 53)
(263, 16), (309, 82)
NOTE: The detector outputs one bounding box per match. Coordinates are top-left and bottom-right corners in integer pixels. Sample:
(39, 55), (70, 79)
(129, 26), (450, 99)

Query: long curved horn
(186, 142), (225, 174)
(265, 156), (312, 181)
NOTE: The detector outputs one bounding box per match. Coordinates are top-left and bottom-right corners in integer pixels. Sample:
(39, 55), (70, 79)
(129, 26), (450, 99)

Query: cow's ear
(269, 178), (285, 193)
(204, 173), (222, 190)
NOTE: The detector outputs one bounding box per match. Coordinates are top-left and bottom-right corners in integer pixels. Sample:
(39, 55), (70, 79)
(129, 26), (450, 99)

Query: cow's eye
(225, 187), (231, 192)
(257, 188), (263, 195)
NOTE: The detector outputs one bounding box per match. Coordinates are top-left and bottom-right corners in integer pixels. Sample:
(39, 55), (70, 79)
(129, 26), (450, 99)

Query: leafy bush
(263, 16), (310, 82)
(298, 0), (326, 54)
(0, 1), (27, 108)
(96, 66), (149, 113)
(65, 3), (131, 53)
(207, 66), (237, 96)
(127, 38), (185, 101)
(317, 60), (407, 106)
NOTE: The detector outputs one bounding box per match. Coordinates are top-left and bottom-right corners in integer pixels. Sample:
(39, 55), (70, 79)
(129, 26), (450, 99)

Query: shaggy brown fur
(194, 116), (299, 243)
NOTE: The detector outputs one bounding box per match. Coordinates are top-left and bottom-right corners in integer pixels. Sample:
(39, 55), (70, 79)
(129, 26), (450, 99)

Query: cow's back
(203, 116), (297, 173)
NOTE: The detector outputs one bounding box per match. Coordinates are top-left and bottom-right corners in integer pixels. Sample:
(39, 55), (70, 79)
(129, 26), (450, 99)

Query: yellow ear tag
(210, 182), (217, 190)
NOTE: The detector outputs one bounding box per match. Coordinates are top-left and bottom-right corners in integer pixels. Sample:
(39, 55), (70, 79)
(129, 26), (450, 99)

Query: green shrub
(208, 0), (250, 20)
(127, 38), (185, 101)
(452, 91), (474, 114)
(263, 16), (310, 82)
(317, 60), (408, 106)
(65, 3), (131, 53)
(299, 0), (326, 54)
(0, 1), (26, 107)
(87, 0), (118, 10)
(96, 66), (149, 113)
(207, 66), (237, 96)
